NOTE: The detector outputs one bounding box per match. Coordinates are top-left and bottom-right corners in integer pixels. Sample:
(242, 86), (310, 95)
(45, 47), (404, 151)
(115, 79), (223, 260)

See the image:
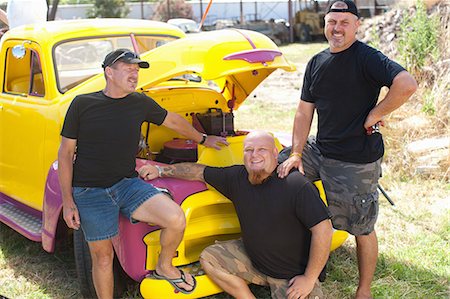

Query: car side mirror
(11, 41), (31, 59)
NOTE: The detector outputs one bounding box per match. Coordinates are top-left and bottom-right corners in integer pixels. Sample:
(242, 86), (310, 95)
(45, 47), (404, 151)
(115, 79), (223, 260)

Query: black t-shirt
(61, 91), (167, 187)
(204, 165), (331, 279)
(302, 41), (405, 163)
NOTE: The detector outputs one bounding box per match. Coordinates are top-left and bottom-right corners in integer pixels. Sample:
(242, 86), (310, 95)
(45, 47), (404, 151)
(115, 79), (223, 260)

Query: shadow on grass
(0, 223), (80, 299)
(0, 222), (270, 299)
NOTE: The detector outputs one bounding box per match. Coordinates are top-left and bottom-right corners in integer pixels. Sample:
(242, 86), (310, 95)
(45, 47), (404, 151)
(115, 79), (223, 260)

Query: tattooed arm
(138, 163), (206, 182)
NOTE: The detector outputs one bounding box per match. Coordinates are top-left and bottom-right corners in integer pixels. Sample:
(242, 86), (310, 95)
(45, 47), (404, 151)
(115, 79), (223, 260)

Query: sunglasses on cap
(104, 51), (140, 68)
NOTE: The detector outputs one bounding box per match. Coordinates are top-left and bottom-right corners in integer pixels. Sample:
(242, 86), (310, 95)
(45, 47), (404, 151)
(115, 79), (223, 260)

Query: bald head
(244, 130), (276, 148)
(243, 131), (279, 185)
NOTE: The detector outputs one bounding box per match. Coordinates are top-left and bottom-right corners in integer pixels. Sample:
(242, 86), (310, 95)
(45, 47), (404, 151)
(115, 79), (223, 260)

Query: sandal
(152, 269), (197, 294)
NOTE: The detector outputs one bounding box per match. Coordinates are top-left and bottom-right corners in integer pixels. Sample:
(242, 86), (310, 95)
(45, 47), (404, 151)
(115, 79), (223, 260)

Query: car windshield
(54, 35), (177, 93)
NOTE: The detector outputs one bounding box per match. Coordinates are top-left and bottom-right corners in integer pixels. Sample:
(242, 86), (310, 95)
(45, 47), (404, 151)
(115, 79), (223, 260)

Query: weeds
(368, 26), (380, 49)
(381, 0), (449, 182)
(398, 0), (439, 76)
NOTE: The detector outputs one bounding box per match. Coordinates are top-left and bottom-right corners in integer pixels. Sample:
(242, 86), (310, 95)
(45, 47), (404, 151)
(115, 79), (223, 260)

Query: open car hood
(136, 29), (295, 109)
(67, 29), (295, 110)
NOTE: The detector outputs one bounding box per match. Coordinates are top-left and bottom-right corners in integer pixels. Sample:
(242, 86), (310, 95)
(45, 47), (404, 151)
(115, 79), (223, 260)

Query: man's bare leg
(200, 255), (255, 299)
(355, 231), (378, 299)
(132, 193), (195, 291)
(88, 239), (114, 299)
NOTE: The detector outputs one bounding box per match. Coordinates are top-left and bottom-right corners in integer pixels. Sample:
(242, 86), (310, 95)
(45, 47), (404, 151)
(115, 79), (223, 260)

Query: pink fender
(113, 159), (207, 281)
(42, 161), (64, 253)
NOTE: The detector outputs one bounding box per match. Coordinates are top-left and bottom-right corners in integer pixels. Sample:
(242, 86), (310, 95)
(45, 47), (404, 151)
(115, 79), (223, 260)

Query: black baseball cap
(102, 48), (149, 69)
(326, 0), (359, 18)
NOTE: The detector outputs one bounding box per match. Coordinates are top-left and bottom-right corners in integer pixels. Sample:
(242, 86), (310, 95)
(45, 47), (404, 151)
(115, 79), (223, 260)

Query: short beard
(248, 169), (271, 185)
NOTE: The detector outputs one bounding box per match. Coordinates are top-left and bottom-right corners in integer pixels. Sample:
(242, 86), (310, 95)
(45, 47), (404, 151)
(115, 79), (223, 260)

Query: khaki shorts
(301, 137), (381, 236)
(200, 239), (324, 299)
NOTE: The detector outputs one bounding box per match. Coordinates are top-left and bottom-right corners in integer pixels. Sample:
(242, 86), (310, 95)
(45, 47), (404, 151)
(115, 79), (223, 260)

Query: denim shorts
(72, 177), (161, 242)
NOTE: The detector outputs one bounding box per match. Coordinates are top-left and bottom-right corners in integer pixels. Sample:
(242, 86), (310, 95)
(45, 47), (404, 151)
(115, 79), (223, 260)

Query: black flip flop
(152, 269), (197, 294)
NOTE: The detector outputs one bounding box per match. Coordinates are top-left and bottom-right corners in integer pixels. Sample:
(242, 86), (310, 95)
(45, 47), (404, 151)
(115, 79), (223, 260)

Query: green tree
(152, 0), (193, 21)
(87, 0), (130, 18)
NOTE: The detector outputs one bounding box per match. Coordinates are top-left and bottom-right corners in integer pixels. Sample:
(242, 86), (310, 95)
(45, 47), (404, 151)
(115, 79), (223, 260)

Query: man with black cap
(58, 48), (228, 298)
(278, 1), (417, 298)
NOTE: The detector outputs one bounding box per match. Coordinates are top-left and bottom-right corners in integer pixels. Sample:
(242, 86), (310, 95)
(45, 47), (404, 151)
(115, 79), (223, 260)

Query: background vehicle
(167, 18), (201, 33)
(293, 0), (327, 42)
(0, 19), (347, 298)
(293, 0), (391, 42)
(237, 19), (290, 45)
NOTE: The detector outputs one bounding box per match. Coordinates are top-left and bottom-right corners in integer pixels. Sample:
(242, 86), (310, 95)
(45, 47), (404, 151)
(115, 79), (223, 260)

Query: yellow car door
(0, 40), (49, 211)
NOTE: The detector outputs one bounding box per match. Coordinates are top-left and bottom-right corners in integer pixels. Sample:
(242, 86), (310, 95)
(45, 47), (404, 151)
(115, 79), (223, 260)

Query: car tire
(73, 228), (127, 298)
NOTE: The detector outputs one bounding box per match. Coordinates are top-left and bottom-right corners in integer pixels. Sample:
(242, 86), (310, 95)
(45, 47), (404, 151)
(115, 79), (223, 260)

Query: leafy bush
(87, 0), (130, 18)
(398, 0), (439, 75)
(152, 0), (193, 21)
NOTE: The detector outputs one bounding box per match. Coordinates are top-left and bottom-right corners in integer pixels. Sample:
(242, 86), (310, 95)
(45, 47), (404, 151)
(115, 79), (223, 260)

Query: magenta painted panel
(112, 159), (208, 281)
(223, 49), (282, 63)
(42, 161), (63, 253)
(113, 217), (154, 281)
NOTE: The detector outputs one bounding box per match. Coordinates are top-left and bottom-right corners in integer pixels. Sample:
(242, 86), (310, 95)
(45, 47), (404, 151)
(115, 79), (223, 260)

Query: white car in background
(167, 18), (201, 33)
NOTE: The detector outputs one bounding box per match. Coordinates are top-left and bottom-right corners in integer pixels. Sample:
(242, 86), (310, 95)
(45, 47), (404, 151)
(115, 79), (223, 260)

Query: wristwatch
(199, 133), (207, 145)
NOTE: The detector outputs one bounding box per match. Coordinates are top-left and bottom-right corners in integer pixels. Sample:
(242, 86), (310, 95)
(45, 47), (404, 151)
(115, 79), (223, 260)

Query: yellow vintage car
(0, 18), (348, 298)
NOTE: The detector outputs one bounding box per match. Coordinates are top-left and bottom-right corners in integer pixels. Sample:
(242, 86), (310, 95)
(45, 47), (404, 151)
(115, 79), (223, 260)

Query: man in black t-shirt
(278, 1), (417, 298)
(139, 131), (333, 299)
(58, 49), (228, 297)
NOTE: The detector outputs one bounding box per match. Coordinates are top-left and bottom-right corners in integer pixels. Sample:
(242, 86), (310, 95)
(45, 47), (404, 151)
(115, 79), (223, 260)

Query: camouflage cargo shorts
(299, 137), (382, 236)
(278, 137), (381, 235)
(200, 239), (324, 299)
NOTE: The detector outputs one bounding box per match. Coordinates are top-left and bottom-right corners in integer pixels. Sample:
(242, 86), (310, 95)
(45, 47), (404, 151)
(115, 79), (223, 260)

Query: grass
(0, 226), (79, 298)
(1, 38), (449, 298)
(324, 179), (450, 298)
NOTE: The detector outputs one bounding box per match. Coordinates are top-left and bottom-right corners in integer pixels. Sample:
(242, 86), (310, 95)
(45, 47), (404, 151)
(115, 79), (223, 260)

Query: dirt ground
(249, 67), (305, 108)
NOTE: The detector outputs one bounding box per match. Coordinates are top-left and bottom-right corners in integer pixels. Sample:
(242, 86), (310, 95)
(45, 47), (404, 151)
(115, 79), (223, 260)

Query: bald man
(139, 131), (333, 299)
